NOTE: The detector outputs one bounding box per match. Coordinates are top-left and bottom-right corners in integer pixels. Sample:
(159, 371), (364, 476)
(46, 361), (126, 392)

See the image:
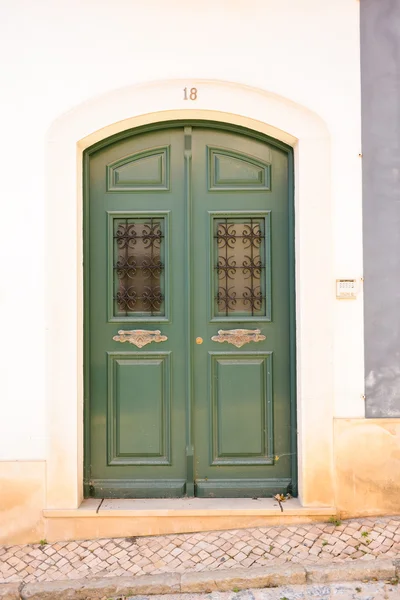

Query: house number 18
(183, 87), (198, 101)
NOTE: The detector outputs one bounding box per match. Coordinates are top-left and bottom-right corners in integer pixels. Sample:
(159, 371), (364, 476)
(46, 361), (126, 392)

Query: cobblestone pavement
(1, 516), (400, 585)
(128, 582), (400, 600)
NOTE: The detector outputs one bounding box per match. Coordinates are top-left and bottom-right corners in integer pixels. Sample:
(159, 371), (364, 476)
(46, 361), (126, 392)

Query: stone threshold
(42, 498), (337, 542)
(44, 497), (336, 518)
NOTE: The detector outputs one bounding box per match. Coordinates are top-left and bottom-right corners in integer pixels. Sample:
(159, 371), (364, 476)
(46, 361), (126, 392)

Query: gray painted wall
(362, 0), (400, 416)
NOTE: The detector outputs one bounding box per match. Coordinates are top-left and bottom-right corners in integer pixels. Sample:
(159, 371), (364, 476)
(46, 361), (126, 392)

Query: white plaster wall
(0, 0), (362, 462)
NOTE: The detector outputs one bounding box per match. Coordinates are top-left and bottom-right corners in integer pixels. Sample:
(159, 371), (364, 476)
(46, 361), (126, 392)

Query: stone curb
(1, 574), (180, 600)
(0, 558), (399, 600)
(0, 583), (22, 600)
(305, 559), (396, 584)
(181, 565), (306, 592)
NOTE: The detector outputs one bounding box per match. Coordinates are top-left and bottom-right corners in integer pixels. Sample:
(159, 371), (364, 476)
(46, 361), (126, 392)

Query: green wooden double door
(85, 122), (295, 498)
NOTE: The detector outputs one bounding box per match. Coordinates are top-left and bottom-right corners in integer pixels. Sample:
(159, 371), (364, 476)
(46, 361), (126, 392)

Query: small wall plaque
(336, 279), (358, 299)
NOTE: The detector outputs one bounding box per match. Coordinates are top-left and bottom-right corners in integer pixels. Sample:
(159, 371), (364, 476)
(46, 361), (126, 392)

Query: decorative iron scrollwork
(113, 218), (165, 317)
(211, 328), (266, 348)
(113, 329), (168, 348)
(214, 218), (266, 317)
(115, 221), (163, 249)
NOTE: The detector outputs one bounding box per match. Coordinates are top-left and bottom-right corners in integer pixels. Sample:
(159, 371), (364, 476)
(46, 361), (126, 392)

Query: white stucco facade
(0, 0), (372, 543)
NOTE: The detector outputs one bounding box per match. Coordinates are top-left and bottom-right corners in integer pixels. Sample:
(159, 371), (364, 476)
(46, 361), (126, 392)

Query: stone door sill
(44, 497), (336, 518)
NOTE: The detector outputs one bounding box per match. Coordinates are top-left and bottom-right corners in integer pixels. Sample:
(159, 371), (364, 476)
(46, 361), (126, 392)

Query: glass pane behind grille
(214, 217), (267, 317)
(113, 217), (165, 317)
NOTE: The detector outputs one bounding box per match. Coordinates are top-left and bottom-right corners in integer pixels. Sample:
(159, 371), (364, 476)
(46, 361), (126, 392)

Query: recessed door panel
(107, 146), (170, 191)
(208, 147), (271, 190)
(107, 353), (170, 465)
(211, 353), (273, 465)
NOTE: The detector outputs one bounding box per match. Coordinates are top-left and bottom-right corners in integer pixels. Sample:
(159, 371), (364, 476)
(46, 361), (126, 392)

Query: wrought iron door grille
(113, 218), (165, 316)
(214, 217), (266, 317)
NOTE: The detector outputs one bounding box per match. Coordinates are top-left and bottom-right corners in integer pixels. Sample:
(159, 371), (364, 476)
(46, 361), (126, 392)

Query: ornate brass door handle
(113, 329), (167, 348)
(211, 328), (266, 348)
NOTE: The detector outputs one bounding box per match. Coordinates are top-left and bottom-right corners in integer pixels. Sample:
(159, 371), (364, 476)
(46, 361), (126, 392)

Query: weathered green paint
(86, 128), (186, 498)
(190, 128), (292, 496)
(84, 121), (296, 498)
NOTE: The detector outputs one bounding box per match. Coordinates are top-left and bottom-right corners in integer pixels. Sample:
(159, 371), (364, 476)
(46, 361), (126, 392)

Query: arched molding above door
(45, 79), (334, 511)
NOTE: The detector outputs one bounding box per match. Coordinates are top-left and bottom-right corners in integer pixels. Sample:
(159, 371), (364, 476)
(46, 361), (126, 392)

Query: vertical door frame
(82, 120), (297, 497)
(45, 79), (335, 511)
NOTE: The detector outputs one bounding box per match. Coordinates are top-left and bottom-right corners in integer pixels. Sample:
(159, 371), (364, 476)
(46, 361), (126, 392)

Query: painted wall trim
(45, 78), (334, 510)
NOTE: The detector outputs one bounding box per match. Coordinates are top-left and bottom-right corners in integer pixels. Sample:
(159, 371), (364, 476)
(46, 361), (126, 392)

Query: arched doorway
(84, 120), (296, 498)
